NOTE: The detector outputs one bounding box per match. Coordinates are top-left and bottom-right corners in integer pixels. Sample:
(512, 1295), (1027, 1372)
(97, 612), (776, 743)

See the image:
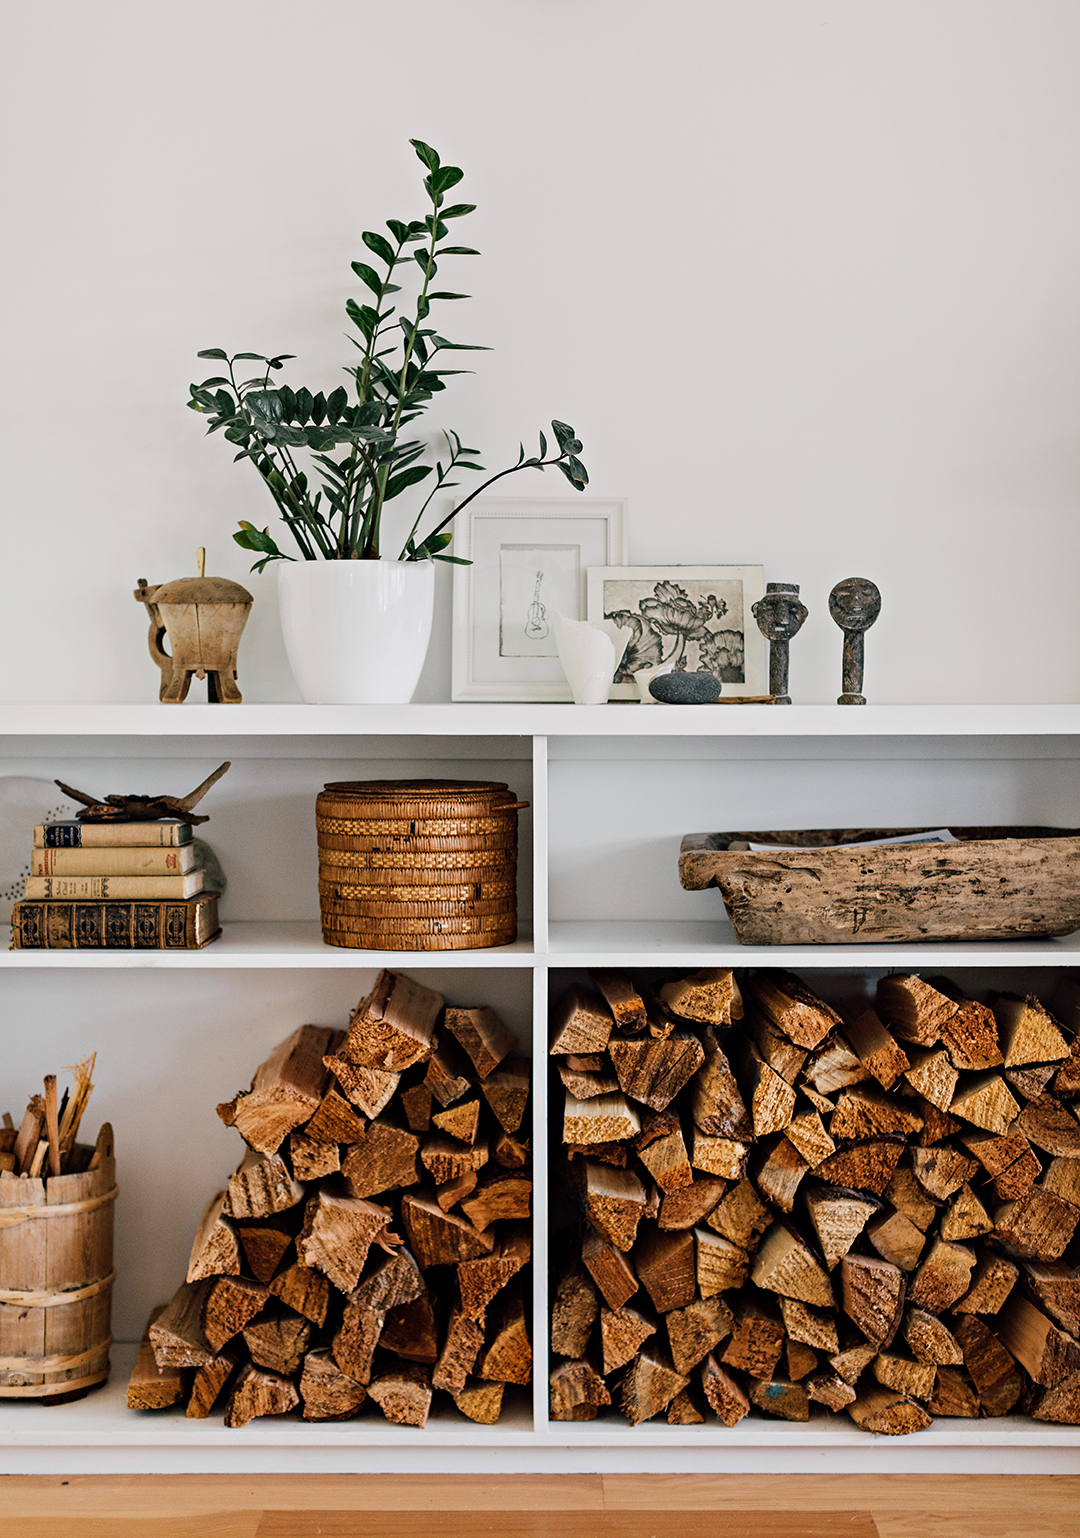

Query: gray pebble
(649, 670), (721, 704)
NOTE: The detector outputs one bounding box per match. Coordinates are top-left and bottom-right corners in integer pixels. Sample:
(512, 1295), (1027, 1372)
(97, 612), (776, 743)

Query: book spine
(11, 893), (220, 949)
(29, 846), (196, 876)
(23, 872), (204, 900)
(33, 822), (191, 849)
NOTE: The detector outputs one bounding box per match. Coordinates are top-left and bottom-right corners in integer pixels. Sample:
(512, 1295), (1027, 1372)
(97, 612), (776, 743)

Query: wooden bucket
(0, 1123), (115, 1399)
(316, 780), (526, 951)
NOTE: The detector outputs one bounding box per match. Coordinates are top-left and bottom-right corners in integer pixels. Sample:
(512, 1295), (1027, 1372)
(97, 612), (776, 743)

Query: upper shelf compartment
(4, 702), (1080, 740)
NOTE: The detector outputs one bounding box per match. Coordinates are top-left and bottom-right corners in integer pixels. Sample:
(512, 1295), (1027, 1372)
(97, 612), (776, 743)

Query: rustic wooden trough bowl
(678, 826), (1080, 945)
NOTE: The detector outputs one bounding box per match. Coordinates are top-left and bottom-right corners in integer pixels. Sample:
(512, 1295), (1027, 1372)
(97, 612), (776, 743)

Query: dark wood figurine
(752, 583), (808, 704)
(135, 549), (252, 704)
(828, 577), (881, 705)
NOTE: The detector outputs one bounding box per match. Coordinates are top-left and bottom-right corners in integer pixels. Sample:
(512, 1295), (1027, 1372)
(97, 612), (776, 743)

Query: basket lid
(322, 779), (510, 798)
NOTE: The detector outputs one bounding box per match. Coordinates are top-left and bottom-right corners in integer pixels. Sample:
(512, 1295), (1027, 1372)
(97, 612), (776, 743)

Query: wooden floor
(0, 1475), (1076, 1538)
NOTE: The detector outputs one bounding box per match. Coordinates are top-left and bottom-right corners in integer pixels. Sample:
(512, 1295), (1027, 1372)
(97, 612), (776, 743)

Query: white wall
(2, 0), (1079, 705)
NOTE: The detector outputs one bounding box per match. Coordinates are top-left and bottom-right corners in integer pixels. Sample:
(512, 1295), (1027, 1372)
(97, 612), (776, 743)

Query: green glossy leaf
(310, 392), (327, 425)
(362, 230), (397, 266)
(428, 292), (469, 301)
(386, 218), (411, 243)
(429, 165), (464, 195)
(234, 522), (281, 555)
(295, 387), (314, 425)
(432, 553), (471, 564)
(326, 386), (348, 423)
(197, 348), (228, 360)
(198, 376), (231, 388)
(245, 390), (284, 424)
(350, 260), (383, 295)
(539, 431), (548, 458)
(233, 352), (268, 361)
(411, 138), (440, 171)
(438, 203), (476, 220)
(551, 419), (576, 453)
(556, 455), (589, 490)
(435, 246), (480, 256)
(384, 465), (433, 501)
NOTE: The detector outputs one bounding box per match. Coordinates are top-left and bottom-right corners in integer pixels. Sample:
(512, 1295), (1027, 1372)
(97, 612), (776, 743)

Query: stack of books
(11, 819), (220, 950)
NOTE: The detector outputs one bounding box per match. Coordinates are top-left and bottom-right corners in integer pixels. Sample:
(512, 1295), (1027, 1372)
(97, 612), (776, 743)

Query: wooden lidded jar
(0, 1123), (116, 1399)
(134, 548), (252, 703)
(316, 779), (527, 950)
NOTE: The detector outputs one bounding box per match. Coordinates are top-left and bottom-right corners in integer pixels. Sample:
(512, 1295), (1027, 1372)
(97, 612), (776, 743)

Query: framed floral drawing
(452, 499), (627, 701)
(586, 565), (768, 700)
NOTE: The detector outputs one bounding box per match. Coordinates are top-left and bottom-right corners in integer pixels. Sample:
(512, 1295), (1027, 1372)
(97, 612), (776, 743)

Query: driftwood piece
(224, 1363), (299, 1427)
(186, 1191), (241, 1283)
(342, 969), (443, 1072)
(299, 1348), (367, 1420)
(127, 1306), (186, 1410)
(217, 1025), (334, 1154)
(443, 1005), (516, 1079)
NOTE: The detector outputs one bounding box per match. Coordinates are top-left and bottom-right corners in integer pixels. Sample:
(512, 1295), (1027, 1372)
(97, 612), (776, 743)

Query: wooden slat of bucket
(0, 1172), (46, 1365)
(321, 925), (516, 952)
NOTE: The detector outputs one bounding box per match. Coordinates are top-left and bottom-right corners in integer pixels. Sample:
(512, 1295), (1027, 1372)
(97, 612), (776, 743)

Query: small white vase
(278, 559), (435, 704)
(551, 613), (631, 705)
(634, 662), (675, 704)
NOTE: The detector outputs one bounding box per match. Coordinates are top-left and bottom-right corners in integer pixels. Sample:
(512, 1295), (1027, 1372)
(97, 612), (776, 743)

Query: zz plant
(189, 139), (587, 571)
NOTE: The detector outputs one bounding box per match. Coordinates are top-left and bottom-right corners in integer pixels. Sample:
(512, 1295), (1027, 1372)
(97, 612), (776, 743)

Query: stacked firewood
(128, 969), (532, 1427)
(549, 967), (1080, 1434)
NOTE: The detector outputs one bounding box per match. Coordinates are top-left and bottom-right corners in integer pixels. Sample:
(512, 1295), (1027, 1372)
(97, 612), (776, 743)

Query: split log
(807, 1370), (856, 1410)
(667, 1384), (706, 1423)
(493, 1131), (530, 1170)
(802, 1035), (868, 1095)
(456, 1223), (531, 1317)
(186, 1190), (241, 1283)
(304, 1087), (367, 1144)
(299, 1185), (401, 1290)
(939, 1184), (993, 1242)
(224, 1363), (299, 1427)
(1029, 1369), (1080, 1424)
(299, 1348), (366, 1420)
(218, 1025), (334, 1154)
(127, 1307), (186, 1410)
(695, 1227), (751, 1298)
(381, 1294), (439, 1362)
(867, 1209), (926, 1271)
(600, 1304), (656, 1373)
(563, 1090), (640, 1144)
(803, 1181), (879, 1270)
(666, 1294), (734, 1374)
(848, 1385), (932, 1435)
(750, 1377), (809, 1421)
(367, 1362), (433, 1427)
(579, 1160), (647, 1251)
(901, 1308), (963, 1365)
(883, 1166), (938, 1231)
(400, 1082), (433, 1132)
(225, 1149), (305, 1219)
(551, 1261), (600, 1357)
(1020, 1259), (1080, 1337)
(928, 1366), (980, 1417)
(840, 1254), (904, 1348)
(813, 1138), (903, 1196)
(688, 1032), (753, 1140)
(735, 1041), (796, 1137)
(657, 1173), (727, 1231)
(432, 1308), (485, 1392)
(700, 1352), (750, 1426)
(910, 1145), (979, 1201)
(903, 1048), (959, 1112)
(721, 1296), (785, 1378)
(420, 1132), (488, 1185)
(432, 1098), (481, 1144)
(938, 997), (1003, 1072)
(950, 1074), (1019, 1136)
(558, 1062), (620, 1100)
(690, 1130), (749, 1180)
(747, 970), (841, 1049)
(401, 1194), (494, 1268)
(236, 1213), (296, 1285)
(876, 974), (957, 1047)
(202, 1275), (270, 1353)
(608, 1033), (706, 1113)
(186, 1351), (238, 1419)
(911, 1097), (963, 1147)
(636, 1114), (694, 1192)
(340, 1121), (420, 1197)
(549, 1357), (611, 1420)
(829, 1340), (877, 1384)
(441, 1170), (480, 1211)
(566, 1141), (626, 1167)
(744, 1008), (809, 1084)
(424, 1039), (473, 1107)
(872, 1350), (935, 1400)
(706, 1177), (771, 1250)
(149, 1279), (215, 1367)
(590, 970), (648, 1034)
(478, 1053), (530, 1134)
(751, 1136), (810, 1212)
(290, 1131), (340, 1181)
(992, 993), (1071, 1069)
(1007, 1065), (1058, 1102)
(444, 1005), (515, 1079)
(1018, 1096), (1080, 1158)
(843, 1008), (910, 1090)
(953, 1254), (1019, 1316)
(324, 1054), (399, 1119)
(961, 1127), (1041, 1201)
(244, 1304), (311, 1376)
(550, 984), (613, 1055)
(634, 1224), (697, 1313)
(581, 1227), (639, 1311)
(829, 1085), (923, 1141)
(785, 1336), (819, 1381)
(658, 968), (740, 1026)
(953, 1315), (1024, 1416)
(994, 1188), (1079, 1262)
(460, 1171), (531, 1232)
(908, 1239), (976, 1314)
(618, 1348), (690, 1424)
(784, 1108), (836, 1169)
(453, 1377), (505, 1423)
(342, 969), (443, 1072)
(996, 1293), (1080, 1386)
(780, 1297), (839, 1353)
(268, 1261), (330, 1327)
(751, 1222), (834, 1307)
(1042, 1157), (1080, 1208)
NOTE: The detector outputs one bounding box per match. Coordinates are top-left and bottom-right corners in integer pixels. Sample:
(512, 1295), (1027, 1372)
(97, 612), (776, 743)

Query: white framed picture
(586, 565), (768, 700)
(451, 499), (628, 701)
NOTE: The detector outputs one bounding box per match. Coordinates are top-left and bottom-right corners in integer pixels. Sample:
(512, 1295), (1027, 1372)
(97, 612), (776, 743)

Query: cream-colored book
(33, 819), (192, 848)
(23, 871), (205, 900)
(29, 845), (197, 876)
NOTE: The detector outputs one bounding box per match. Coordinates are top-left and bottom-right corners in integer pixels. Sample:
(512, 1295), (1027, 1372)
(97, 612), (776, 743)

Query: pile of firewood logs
(550, 967), (1080, 1434)
(128, 969), (532, 1427)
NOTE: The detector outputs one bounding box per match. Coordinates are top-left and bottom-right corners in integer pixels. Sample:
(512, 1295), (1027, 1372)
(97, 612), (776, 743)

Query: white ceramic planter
(277, 559), (435, 704)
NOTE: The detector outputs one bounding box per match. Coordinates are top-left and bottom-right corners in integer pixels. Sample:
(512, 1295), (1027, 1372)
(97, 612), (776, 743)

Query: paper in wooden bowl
(678, 826), (1080, 945)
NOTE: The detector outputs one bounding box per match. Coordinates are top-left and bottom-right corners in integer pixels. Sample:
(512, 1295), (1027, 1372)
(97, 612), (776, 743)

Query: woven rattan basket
(316, 780), (526, 950)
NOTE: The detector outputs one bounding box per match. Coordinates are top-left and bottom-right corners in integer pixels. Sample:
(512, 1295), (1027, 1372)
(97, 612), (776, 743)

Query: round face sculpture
(828, 577), (881, 633)
(753, 591), (808, 642)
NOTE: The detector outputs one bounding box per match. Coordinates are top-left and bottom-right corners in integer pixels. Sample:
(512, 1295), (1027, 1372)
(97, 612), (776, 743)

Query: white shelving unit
(3, 701), (1080, 1473)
